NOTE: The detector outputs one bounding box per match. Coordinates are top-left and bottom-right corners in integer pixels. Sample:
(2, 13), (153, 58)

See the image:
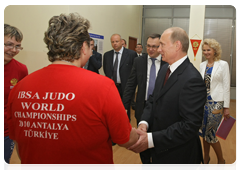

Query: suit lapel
(142, 54), (148, 88)
(120, 48), (128, 68)
(211, 60), (220, 83)
(109, 50), (114, 72)
(147, 55), (167, 99)
(156, 58), (190, 101)
(154, 64), (168, 100)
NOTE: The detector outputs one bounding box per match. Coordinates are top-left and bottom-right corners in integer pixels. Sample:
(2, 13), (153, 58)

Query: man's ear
(175, 40), (182, 52)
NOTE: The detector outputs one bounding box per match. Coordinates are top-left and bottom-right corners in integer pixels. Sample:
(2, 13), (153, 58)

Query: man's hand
(118, 128), (139, 148)
(138, 123), (147, 132)
(127, 129), (148, 153)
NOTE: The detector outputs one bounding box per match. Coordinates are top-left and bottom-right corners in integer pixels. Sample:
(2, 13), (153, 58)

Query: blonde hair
(202, 39), (222, 61)
(44, 13), (90, 62)
(4, 24), (23, 42)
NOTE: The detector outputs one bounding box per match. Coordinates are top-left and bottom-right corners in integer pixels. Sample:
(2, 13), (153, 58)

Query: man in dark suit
(122, 33), (166, 163)
(135, 43), (146, 57)
(130, 43), (146, 111)
(84, 38), (102, 74)
(128, 27), (206, 164)
(103, 34), (137, 120)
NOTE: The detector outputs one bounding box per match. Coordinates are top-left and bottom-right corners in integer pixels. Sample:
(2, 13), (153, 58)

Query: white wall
(4, 5), (69, 74)
(5, 5), (235, 99)
(188, 5), (205, 70)
(4, 5), (143, 75)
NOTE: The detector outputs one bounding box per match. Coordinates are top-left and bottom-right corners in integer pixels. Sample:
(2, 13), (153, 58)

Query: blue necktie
(147, 58), (156, 99)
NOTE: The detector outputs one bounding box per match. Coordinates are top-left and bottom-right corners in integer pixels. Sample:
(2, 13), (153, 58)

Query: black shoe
(206, 157), (210, 164)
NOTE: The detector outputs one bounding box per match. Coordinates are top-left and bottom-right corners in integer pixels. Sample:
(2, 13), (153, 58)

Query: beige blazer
(200, 60), (230, 108)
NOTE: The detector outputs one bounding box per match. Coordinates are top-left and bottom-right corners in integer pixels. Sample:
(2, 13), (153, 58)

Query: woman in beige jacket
(199, 39), (230, 164)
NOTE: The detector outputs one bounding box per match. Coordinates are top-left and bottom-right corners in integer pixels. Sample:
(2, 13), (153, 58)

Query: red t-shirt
(7, 64), (131, 164)
(4, 58), (28, 137)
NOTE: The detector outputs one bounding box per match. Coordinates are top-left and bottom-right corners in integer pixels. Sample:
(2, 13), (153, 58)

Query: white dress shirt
(140, 55), (188, 148)
(113, 46), (124, 84)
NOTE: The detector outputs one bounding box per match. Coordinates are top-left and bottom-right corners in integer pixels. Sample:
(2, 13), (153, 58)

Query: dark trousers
(112, 83), (130, 146)
(131, 93), (136, 110)
(140, 149), (152, 164)
(115, 83), (123, 98)
(115, 83), (131, 121)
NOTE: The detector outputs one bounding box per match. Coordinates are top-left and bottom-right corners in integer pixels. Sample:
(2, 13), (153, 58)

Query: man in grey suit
(103, 34), (137, 120)
(122, 33), (166, 163)
(128, 27), (206, 164)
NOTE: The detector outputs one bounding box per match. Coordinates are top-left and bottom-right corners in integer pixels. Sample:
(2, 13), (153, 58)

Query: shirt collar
(114, 46), (124, 54)
(169, 55), (188, 74)
(148, 54), (162, 61)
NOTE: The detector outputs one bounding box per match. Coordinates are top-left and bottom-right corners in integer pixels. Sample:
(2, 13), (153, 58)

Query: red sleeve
(102, 82), (132, 144)
(19, 64), (28, 81)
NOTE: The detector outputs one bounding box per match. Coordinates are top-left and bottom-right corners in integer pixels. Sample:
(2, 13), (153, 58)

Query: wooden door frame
(128, 36), (138, 51)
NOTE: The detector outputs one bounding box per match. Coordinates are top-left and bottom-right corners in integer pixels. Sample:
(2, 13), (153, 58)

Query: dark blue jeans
(4, 136), (15, 163)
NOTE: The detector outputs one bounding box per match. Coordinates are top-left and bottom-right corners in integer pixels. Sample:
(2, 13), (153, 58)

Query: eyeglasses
(4, 43), (23, 51)
(146, 45), (159, 50)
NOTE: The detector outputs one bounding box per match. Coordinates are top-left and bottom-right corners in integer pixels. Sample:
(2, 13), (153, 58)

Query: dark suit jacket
(87, 50), (102, 74)
(122, 53), (166, 123)
(142, 57), (206, 164)
(137, 53), (147, 57)
(103, 47), (137, 94)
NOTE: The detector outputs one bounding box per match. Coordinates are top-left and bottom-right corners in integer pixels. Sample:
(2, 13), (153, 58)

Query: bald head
(111, 34), (122, 52)
(158, 27), (189, 65)
(111, 34), (121, 40)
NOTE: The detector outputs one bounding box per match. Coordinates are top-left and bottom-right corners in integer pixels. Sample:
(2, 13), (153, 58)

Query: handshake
(123, 124), (149, 153)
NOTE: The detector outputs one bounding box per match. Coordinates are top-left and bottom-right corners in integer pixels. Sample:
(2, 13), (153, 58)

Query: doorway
(128, 37), (137, 51)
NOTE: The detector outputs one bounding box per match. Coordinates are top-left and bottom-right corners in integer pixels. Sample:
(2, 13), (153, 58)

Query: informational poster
(89, 33), (104, 55)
